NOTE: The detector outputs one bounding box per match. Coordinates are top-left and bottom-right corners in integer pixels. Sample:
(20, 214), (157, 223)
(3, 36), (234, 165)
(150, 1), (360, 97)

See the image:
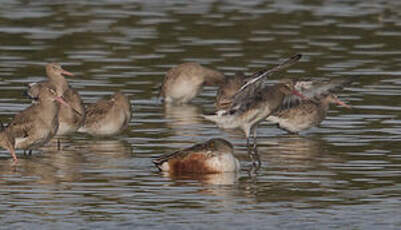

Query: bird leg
(246, 128), (261, 171)
(9, 147), (18, 164)
(247, 136), (257, 165)
(252, 128), (258, 151)
(251, 128), (261, 170)
(246, 135), (257, 165)
(246, 136), (252, 153)
(57, 138), (61, 150)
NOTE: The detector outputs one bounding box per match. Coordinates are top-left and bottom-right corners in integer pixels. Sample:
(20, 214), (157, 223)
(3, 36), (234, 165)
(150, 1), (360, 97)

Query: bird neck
(203, 68), (225, 86)
(48, 74), (69, 95)
(37, 98), (60, 114)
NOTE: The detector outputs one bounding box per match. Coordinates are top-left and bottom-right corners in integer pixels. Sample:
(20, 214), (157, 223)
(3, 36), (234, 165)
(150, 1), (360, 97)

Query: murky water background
(1, 0), (401, 229)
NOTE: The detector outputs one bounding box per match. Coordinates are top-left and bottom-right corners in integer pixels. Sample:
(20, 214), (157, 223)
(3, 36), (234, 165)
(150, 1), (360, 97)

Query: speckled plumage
(267, 79), (353, 133)
(216, 72), (248, 110)
(1, 86), (68, 163)
(0, 128), (16, 162)
(78, 92), (132, 136)
(26, 63), (85, 135)
(204, 55), (304, 139)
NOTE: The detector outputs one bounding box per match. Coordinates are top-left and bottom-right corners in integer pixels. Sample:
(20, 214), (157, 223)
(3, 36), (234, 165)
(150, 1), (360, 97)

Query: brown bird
(205, 79), (305, 144)
(159, 62), (225, 104)
(204, 55), (303, 143)
(215, 62), (353, 135)
(0, 127), (16, 162)
(266, 79), (353, 133)
(216, 71), (248, 110)
(26, 63), (85, 136)
(203, 54), (304, 167)
(1, 86), (70, 163)
(153, 138), (240, 174)
(78, 92), (132, 137)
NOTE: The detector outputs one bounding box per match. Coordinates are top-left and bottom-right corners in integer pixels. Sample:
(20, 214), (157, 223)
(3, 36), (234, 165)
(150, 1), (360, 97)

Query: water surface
(1, 0), (401, 229)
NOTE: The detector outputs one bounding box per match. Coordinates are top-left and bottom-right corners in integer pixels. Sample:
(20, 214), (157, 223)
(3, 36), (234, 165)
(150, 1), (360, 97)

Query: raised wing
(237, 54), (302, 94)
(229, 54), (302, 112)
(276, 78), (354, 112)
(296, 78), (354, 98)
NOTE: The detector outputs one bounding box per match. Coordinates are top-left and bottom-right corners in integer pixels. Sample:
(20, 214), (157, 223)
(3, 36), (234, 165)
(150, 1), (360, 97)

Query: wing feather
(84, 99), (113, 126)
(229, 54), (302, 114)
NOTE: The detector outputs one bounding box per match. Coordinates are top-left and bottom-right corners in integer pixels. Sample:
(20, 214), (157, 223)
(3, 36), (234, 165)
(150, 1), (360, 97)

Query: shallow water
(1, 0), (401, 229)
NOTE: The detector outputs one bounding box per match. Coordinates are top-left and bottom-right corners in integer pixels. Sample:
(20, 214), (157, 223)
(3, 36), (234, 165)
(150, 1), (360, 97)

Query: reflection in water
(260, 136), (326, 161)
(0, 137), (133, 183)
(74, 138), (133, 165)
(81, 138), (132, 155)
(1, 0), (401, 228)
(160, 171), (239, 185)
(164, 103), (204, 137)
(257, 136), (342, 176)
(0, 143), (85, 184)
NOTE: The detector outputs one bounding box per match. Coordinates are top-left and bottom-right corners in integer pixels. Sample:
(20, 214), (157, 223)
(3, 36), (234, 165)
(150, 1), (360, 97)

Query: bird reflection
(256, 135), (341, 174)
(0, 138), (133, 184)
(164, 103), (204, 137)
(259, 135), (325, 161)
(159, 171), (240, 185)
(75, 138), (133, 164)
(0, 144), (85, 184)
